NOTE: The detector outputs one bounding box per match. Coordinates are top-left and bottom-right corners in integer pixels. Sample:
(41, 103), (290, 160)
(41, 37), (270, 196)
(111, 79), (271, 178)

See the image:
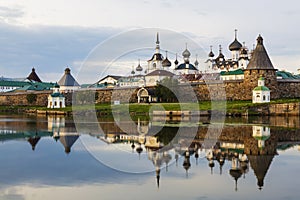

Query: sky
(0, 0), (300, 83)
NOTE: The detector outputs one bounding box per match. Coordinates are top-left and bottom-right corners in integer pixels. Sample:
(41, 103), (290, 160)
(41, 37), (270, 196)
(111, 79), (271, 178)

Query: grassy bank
(1, 98), (300, 116)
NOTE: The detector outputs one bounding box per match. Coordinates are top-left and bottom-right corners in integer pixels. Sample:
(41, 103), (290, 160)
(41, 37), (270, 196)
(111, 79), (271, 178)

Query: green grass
(1, 98), (300, 116)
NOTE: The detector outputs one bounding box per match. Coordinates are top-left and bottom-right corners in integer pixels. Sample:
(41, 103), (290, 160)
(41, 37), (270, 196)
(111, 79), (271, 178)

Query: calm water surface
(0, 114), (300, 200)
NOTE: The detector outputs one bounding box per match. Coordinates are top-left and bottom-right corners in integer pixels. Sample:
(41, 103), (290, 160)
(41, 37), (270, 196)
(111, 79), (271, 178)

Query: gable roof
(97, 75), (123, 83)
(58, 68), (80, 86)
(247, 35), (275, 70)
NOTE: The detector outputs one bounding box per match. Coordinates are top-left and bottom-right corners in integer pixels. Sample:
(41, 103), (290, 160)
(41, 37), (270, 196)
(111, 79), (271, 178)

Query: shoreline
(1, 100), (300, 117)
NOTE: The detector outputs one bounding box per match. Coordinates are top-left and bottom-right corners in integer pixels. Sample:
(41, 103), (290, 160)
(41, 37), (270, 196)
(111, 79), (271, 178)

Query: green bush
(26, 93), (37, 104)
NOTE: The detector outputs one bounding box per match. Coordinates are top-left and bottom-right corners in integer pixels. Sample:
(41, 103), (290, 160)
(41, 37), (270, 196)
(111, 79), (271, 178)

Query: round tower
(243, 35), (278, 99)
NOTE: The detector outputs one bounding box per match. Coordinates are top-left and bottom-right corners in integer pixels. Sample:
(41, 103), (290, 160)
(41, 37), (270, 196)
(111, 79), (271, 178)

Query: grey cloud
(0, 6), (24, 19)
(0, 22), (122, 82)
(0, 194), (25, 200)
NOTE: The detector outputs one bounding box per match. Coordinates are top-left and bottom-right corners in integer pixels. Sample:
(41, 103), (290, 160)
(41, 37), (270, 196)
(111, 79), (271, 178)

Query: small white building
(47, 83), (65, 108)
(220, 69), (244, 81)
(97, 75), (122, 88)
(252, 125), (270, 149)
(145, 70), (174, 86)
(252, 76), (270, 103)
(118, 76), (145, 87)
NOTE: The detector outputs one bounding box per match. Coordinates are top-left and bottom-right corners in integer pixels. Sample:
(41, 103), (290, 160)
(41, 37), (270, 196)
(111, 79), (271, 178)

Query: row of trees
(154, 77), (179, 103)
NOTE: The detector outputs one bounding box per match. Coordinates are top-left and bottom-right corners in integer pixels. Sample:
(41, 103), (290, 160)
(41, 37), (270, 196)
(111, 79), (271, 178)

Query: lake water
(1, 114), (300, 200)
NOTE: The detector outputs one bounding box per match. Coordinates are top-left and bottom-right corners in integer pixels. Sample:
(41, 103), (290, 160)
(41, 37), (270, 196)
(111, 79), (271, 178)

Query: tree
(155, 77), (179, 103)
(26, 93), (37, 104)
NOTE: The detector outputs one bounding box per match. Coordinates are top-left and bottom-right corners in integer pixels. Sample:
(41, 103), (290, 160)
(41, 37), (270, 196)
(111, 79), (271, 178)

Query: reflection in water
(1, 115), (300, 199)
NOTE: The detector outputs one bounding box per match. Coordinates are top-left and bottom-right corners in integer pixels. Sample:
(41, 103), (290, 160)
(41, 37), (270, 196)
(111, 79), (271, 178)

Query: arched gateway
(137, 87), (155, 103)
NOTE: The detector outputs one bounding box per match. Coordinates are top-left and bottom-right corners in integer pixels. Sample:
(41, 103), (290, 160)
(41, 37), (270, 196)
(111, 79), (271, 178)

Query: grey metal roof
(58, 68), (80, 86)
(246, 35), (275, 70)
(146, 69), (174, 76)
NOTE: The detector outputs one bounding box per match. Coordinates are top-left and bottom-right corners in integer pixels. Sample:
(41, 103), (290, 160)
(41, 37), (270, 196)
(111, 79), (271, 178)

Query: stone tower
(243, 35), (278, 99)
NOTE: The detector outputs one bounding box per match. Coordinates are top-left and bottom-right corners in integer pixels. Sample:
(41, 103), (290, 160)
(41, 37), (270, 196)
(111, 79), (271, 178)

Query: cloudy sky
(0, 0), (300, 83)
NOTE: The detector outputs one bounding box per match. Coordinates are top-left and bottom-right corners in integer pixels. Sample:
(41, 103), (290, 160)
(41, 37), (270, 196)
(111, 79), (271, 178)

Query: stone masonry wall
(0, 91), (51, 106)
(1, 78), (300, 106)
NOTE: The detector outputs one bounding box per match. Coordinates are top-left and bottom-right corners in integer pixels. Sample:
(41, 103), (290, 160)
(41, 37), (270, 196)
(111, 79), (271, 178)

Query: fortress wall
(0, 80), (300, 106)
(0, 91), (51, 106)
(277, 81), (300, 98)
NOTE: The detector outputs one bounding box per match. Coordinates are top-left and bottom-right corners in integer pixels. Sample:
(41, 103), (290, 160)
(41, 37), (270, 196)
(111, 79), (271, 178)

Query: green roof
(253, 86), (270, 91)
(16, 82), (55, 91)
(253, 135), (270, 141)
(277, 71), (300, 79)
(51, 92), (64, 97)
(220, 69), (244, 76)
(0, 80), (29, 87)
(258, 76), (265, 80)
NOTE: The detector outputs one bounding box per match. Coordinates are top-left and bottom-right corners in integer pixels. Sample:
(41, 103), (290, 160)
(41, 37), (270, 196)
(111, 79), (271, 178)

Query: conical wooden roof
(248, 155), (274, 189)
(247, 35), (275, 70)
(27, 68), (42, 82)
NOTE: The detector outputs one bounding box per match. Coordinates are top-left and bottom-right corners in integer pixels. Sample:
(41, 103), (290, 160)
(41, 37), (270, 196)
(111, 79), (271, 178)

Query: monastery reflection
(98, 117), (300, 190)
(0, 115), (79, 154)
(48, 116), (79, 154)
(1, 115), (300, 191)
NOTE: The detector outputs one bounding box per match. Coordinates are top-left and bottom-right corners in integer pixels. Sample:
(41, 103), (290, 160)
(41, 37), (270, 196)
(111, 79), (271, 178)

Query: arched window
(263, 95), (266, 101)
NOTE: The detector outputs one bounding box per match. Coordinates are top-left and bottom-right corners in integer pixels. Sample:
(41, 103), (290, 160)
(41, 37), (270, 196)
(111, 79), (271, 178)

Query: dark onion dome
(215, 45), (225, 64)
(148, 53), (163, 61)
(136, 63), (143, 72)
(240, 42), (248, 55)
(174, 53), (179, 65)
(136, 146), (143, 154)
(194, 59), (199, 66)
(162, 57), (171, 67)
(240, 47), (248, 55)
(162, 51), (172, 67)
(229, 29), (242, 51)
(229, 39), (242, 51)
(208, 46), (214, 57)
(174, 59), (179, 65)
(230, 168), (243, 191)
(246, 34), (275, 70)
